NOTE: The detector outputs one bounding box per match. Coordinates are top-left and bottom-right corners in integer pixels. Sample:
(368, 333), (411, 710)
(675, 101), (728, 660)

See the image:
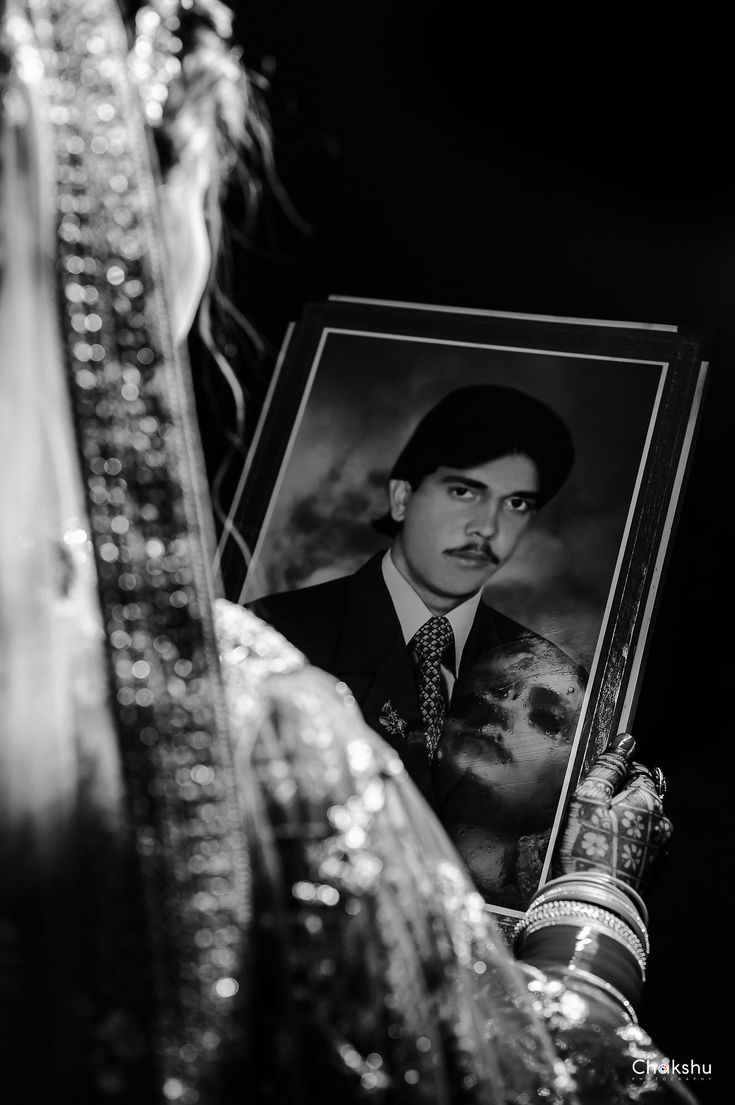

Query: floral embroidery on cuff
(378, 701), (407, 739)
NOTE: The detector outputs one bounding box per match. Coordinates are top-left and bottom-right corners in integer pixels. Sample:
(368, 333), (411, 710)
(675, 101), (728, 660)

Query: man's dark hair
(372, 384), (575, 537)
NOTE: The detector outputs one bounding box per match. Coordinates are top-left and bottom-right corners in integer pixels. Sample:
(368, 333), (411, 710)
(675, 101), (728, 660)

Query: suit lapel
(333, 553), (419, 725)
(327, 554), (434, 794)
(458, 599), (505, 674)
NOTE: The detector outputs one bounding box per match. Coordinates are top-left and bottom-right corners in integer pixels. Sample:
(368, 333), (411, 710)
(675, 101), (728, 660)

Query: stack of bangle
(513, 872), (649, 1023)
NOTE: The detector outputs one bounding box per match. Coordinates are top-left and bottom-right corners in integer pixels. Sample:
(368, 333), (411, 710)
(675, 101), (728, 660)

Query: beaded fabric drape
(0, 1), (697, 1103)
(1, 0), (251, 1098)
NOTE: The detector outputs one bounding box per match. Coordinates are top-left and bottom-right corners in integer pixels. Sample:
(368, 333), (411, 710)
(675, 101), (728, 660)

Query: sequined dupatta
(2, 0), (252, 1098)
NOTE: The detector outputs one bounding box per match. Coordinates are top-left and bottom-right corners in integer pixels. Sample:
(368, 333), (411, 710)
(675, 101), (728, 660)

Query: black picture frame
(221, 296), (708, 924)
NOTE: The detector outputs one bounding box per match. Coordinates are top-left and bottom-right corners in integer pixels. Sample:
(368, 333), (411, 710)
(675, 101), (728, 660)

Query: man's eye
(448, 485), (476, 499)
(506, 497), (534, 513)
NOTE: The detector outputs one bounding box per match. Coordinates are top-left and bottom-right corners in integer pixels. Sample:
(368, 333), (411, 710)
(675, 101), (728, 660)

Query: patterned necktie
(409, 615), (454, 760)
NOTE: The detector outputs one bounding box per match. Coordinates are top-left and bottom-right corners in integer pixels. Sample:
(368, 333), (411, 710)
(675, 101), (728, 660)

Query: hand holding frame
(558, 732), (673, 894)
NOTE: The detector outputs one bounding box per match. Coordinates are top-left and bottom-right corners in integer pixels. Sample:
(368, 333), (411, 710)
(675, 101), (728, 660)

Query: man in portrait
(249, 384), (588, 907)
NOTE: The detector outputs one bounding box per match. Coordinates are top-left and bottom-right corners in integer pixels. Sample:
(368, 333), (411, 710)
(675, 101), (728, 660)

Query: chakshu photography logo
(633, 1056), (712, 1083)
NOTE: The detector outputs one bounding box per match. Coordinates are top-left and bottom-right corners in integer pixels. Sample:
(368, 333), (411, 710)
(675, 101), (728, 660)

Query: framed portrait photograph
(221, 296), (708, 929)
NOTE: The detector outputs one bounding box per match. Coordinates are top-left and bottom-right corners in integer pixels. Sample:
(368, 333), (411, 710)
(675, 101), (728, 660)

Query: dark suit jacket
(248, 552), (565, 804)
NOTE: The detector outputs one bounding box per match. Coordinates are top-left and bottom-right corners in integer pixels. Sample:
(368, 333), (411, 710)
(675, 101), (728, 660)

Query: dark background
(197, 3), (732, 1098)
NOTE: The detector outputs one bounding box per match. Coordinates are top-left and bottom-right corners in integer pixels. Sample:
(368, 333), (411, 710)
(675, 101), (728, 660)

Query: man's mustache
(445, 543), (500, 565)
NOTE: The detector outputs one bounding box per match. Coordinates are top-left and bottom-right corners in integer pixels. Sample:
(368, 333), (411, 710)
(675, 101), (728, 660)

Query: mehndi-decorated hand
(558, 732), (672, 893)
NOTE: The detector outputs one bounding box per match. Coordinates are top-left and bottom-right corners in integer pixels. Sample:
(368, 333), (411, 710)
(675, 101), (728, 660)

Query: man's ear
(388, 479), (412, 523)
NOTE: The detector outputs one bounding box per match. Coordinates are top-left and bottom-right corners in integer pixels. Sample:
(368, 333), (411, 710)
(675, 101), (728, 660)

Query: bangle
(554, 967), (639, 1025)
(540, 871), (649, 927)
(519, 914), (647, 985)
(529, 882), (649, 955)
(519, 922), (645, 1006)
(515, 900), (647, 959)
(514, 901), (647, 978)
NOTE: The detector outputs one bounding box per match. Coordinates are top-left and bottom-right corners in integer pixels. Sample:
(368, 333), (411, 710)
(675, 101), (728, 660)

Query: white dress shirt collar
(381, 549), (482, 671)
